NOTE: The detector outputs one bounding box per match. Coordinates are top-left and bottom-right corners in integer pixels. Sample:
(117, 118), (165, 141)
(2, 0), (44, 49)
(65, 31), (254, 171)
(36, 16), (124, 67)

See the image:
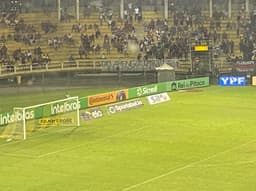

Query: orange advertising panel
(253, 76), (256, 86)
(88, 89), (128, 107)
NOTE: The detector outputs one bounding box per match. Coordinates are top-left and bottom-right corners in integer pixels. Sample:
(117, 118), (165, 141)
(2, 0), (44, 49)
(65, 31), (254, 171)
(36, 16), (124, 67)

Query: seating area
(0, 0), (255, 76)
(1, 10), (162, 60)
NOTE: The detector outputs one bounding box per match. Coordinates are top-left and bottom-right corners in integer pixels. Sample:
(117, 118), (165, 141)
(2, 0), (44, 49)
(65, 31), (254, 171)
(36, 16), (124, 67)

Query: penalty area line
(121, 139), (256, 191)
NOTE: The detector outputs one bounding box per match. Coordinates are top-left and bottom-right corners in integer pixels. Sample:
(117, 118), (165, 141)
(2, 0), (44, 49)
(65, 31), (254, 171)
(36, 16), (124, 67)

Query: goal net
(0, 96), (80, 140)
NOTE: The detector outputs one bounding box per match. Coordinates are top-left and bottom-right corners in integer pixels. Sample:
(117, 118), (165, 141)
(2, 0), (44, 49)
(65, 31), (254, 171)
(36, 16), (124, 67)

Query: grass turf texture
(0, 86), (256, 191)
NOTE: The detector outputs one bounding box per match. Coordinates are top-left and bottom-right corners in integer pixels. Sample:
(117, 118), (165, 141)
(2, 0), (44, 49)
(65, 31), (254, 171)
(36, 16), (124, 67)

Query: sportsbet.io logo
(107, 99), (143, 115)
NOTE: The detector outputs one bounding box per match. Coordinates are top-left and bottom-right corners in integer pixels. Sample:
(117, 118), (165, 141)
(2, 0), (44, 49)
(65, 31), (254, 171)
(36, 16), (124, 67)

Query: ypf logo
(219, 76), (246, 86)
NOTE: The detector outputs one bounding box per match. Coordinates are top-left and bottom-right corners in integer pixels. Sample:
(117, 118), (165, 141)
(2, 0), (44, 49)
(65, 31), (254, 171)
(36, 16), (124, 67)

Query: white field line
(0, 125), (147, 159)
(1, 152), (38, 159)
(195, 159), (256, 167)
(0, 122), (110, 149)
(0, 127), (73, 148)
(121, 139), (256, 191)
(0, 125), (106, 158)
(37, 126), (148, 158)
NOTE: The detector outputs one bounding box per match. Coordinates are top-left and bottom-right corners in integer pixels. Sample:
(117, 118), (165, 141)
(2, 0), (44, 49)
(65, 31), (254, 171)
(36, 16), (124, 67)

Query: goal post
(1, 96), (80, 140)
(0, 107), (26, 140)
(13, 107), (26, 140)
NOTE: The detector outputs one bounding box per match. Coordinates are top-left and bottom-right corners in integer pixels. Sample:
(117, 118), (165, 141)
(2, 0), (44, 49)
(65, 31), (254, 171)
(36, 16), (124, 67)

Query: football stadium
(0, 0), (256, 190)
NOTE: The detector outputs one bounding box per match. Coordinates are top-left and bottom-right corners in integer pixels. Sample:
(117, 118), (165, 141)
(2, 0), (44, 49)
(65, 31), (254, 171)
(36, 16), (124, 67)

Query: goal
(1, 96), (80, 140)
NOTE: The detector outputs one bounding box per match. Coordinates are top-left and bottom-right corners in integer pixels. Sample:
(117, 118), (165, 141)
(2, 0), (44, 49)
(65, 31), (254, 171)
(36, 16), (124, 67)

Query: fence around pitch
(0, 59), (179, 78)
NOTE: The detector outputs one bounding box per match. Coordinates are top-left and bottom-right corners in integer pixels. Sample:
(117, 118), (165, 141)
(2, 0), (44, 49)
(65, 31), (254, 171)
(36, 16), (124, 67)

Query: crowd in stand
(0, 44), (50, 70)
(0, 0), (22, 26)
(14, 21), (41, 46)
(41, 21), (57, 33)
(0, 11), (19, 26)
(1, 0), (256, 75)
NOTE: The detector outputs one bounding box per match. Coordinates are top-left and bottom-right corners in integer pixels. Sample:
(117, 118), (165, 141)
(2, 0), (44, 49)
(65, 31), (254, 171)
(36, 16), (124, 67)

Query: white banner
(106, 99), (143, 115)
(147, 93), (170, 105)
(253, 76), (256, 86)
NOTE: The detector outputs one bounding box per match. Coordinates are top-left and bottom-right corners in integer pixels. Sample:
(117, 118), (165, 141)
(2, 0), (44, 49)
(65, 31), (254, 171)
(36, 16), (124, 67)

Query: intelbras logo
(137, 86), (158, 97)
(51, 101), (80, 115)
(0, 111), (35, 126)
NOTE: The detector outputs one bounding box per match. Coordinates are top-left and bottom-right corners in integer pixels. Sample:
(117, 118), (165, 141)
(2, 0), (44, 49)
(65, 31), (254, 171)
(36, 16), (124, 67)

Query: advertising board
(80, 108), (104, 121)
(233, 61), (256, 73)
(147, 93), (170, 105)
(106, 99), (143, 115)
(167, 77), (209, 91)
(79, 97), (88, 110)
(0, 98), (84, 126)
(219, 76), (246, 86)
(0, 77), (210, 126)
(38, 118), (74, 127)
(128, 83), (167, 99)
(252, 76), (256, 86)
(88, 89), (128, 107)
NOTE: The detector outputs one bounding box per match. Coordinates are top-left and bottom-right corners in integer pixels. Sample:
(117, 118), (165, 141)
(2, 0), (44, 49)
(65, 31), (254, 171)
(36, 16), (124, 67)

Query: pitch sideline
(121, 139), (256, 191)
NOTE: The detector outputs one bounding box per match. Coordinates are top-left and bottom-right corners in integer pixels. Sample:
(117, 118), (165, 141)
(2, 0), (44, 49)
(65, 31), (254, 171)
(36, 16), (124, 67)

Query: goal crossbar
(14, 96), (80, 140)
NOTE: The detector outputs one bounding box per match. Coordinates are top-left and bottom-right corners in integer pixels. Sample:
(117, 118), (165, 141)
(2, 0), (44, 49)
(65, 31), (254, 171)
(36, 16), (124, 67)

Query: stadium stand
(0, 0), (256, 78)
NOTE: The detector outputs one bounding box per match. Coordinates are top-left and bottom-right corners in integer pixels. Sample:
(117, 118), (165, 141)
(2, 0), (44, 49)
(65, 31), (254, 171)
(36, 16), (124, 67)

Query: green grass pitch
(0, 86), (256, 191)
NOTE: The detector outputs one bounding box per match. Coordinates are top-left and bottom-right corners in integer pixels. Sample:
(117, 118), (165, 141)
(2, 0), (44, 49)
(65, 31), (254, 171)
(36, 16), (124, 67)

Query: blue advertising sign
(219, 76), (246, 86)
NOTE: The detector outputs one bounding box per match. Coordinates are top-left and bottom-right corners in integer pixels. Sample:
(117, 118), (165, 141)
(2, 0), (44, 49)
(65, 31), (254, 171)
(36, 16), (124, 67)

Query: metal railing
(212, 59), (233, 74)
(0, 59), (179, 78)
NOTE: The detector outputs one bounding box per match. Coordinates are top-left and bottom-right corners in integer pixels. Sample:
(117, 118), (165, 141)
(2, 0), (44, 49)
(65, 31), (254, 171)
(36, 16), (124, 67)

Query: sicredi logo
(219, 76), (246, 86)
(136, 86), (158, 97)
